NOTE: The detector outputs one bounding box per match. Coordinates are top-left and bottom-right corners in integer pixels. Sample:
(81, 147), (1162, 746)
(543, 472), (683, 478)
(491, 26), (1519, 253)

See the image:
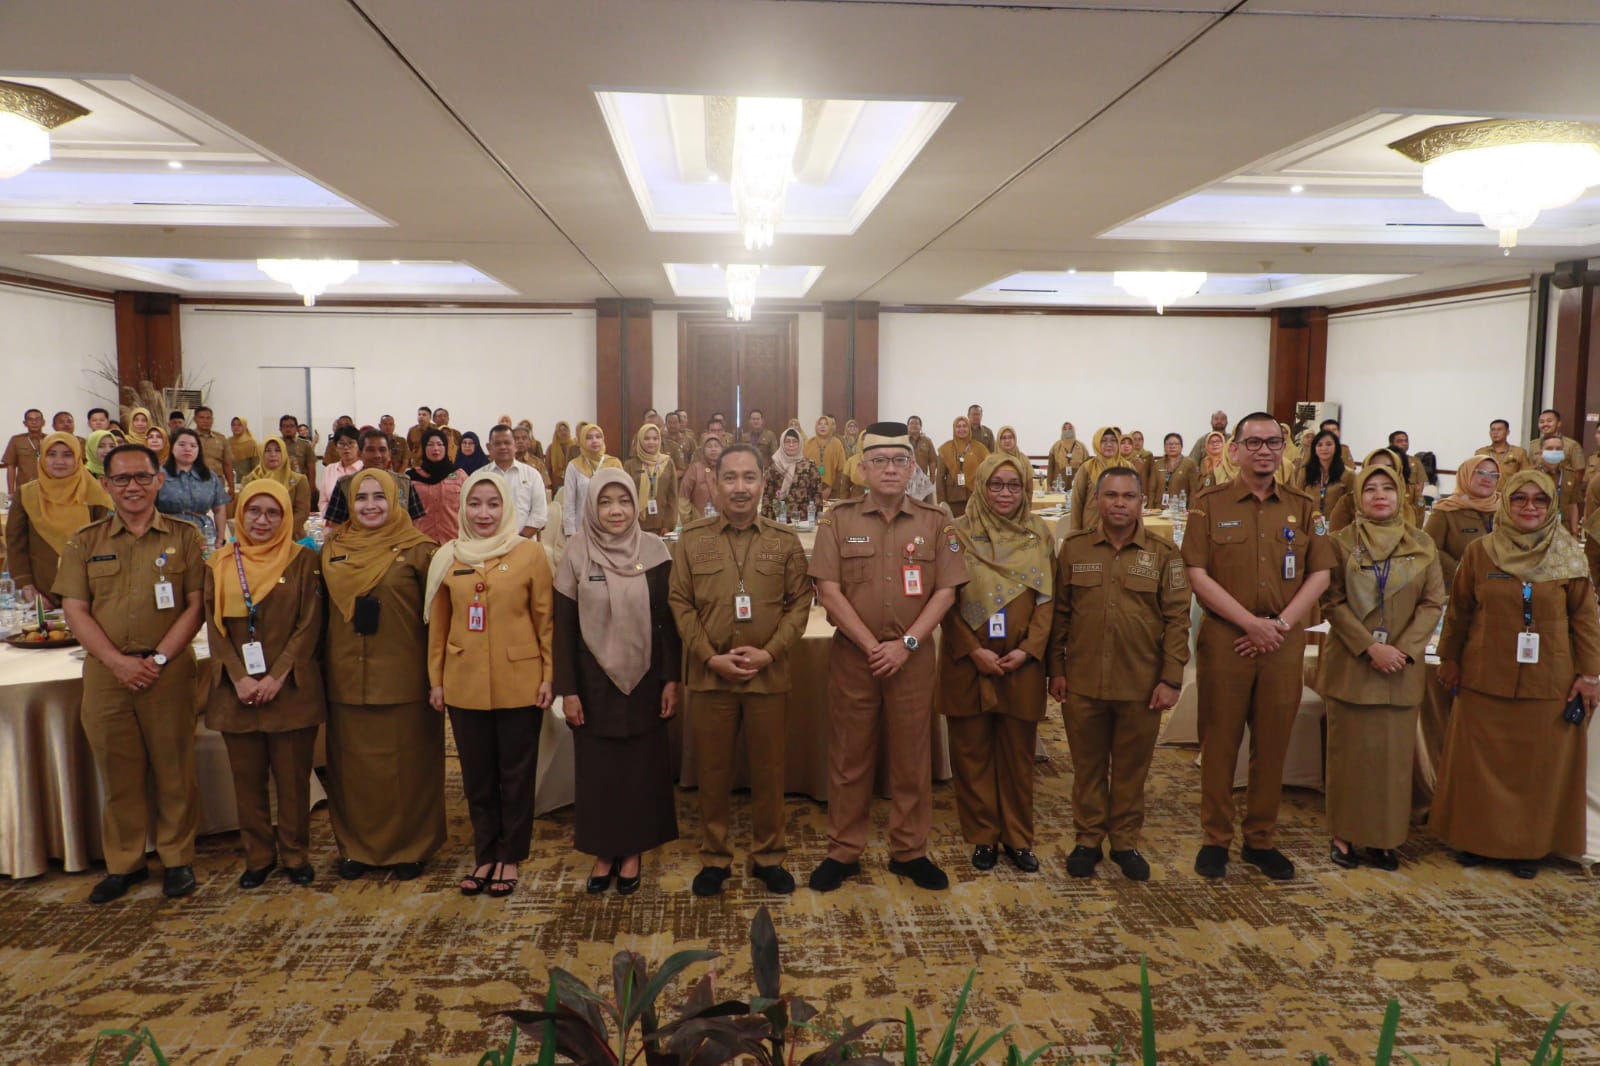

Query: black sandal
(487, 863), (519, 898)
(459, 864), (494, 896)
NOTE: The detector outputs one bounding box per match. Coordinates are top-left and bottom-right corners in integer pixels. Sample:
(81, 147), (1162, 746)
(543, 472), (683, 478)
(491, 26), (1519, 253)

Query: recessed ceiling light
(167, 160), (183, 170)
(1289, 184), (1305, 194)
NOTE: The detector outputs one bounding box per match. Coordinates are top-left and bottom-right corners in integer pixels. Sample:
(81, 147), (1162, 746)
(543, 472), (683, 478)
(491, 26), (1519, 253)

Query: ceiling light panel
(961, 270), (1414, 308)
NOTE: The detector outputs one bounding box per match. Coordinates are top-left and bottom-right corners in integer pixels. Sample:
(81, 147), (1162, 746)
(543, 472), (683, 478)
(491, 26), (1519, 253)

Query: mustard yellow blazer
(427, 538), (554, 710)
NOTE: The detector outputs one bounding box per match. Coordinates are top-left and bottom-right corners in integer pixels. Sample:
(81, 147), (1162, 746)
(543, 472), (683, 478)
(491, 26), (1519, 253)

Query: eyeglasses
(1474, 471), (1502, 480)
(864, 455), (913, 469)
(106, 473), (157, 487)
(1509, 493), (1551, 508)
(1238, 437), (1286, 452)
(987, 481), (1024, 493)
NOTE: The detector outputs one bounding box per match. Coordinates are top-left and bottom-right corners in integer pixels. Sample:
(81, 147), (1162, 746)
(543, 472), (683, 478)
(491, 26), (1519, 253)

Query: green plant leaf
(1011, 1042), (1053, 1066)
(538, 985), (558, 1066)
(955, 1027), (1013, 1066)
(931, 970), (978, 1066)
(623, 949), (720, 1033)
(551, 966), (617, 1038)
(1375, 998), (1402, 1066)
(752, 905), (782, 1000)
(1139, 957), (1156, 1066)
(904, 1008), (918, 1066)
(1531, 1005), (1570, 1066)
(503, 1006), (618, 1065)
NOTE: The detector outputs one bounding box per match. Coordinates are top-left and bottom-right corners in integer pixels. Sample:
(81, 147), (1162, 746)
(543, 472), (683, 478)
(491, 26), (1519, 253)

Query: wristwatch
(152, 653), (169, 667)
(1582, 675), (1600, 685)
(902, 634), (920, 652)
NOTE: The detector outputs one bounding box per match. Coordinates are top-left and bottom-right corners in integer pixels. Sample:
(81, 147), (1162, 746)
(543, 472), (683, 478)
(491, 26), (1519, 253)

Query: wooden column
(1550, 261), (1600, 440)
(113, 292), (183, 394)
(822, 301), (879, 425)
(595, 298), (653, 450)
(1265, 307), (1328, 423)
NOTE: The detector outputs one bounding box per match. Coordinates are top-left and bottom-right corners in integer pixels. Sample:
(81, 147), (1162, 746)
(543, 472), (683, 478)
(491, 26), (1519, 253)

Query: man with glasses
(1183, 412), (1334, 881)
(54, 444), (207, 903)
(808, 422), (968, 893)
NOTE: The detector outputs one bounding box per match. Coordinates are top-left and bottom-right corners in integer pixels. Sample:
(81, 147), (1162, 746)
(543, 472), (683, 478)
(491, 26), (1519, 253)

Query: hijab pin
(499, 564), (509, 572)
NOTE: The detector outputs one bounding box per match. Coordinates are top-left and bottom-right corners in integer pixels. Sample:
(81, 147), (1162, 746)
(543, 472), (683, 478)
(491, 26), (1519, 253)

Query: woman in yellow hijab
(6, 432), (113, 604)
(547, 421), (576, 489)
(126, 407), (153, 439)
(624, 423), (679, 534)
(229, 417), (260, 479)
(143, 425), (171, 465)
(203, 478), (328, 888)
(560, 422), (624, 536)
(241, 435), (312, 539)
(937, 415), (990, 518)
(804, 416), (848, 499)
(1068, 425), (1121, 532)
(994, 426), (1036, 505)
(1198, 430), (1236, 489)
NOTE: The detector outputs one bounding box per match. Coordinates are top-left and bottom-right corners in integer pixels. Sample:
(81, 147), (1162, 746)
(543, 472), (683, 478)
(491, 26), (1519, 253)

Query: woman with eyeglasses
(1431, 470), (1600, 879)
(156, 427), (229, 549)
(1424, 456), (1501, 585)
(761, 426), (824, 522)
(1067, 426), (1121, 532)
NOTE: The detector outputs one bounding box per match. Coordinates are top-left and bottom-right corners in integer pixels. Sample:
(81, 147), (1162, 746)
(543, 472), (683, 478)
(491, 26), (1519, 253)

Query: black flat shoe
(286, 864), (315, 886)
(887, 856), (948, 890)
(1194, 845), (1229, 879)
(1510, 859), (1539, 880)
(1456, 850), (1485, 867)
(1066, 844), (1102, 878)
(807, 858), (861, 893)
(88, 867), (148, 905)
(335, 858), (370, 881)
(1240, 845), (1295, 881)
(751, 863), (795, 895)
(390, 861), (425, 881)
(971, 845), (998, 871)
(162, 865), (198, 898)
(692, 866), (732, 897)
(586, 867), (615, 894)
(1366, 848), (1399, 872)
(615, 872), (641, 895)
(1110, 849), (1151, 882)
(1329, 843), (1359, 870)
(239, 863), (278, 889)
(1001, 844), (1039, 873)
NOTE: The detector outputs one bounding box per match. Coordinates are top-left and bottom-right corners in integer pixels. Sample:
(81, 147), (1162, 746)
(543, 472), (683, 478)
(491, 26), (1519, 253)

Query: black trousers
(447, 706), (540, 865)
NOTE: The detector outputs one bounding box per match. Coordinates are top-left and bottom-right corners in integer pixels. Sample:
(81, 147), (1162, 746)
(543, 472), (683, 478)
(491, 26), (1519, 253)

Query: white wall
(181, 305), (596, 440)
(878, 312), (1272, 452)
(0, 283), (118, 427)
(1325, 291), (1533, 472)
(647, 309), (823, 426)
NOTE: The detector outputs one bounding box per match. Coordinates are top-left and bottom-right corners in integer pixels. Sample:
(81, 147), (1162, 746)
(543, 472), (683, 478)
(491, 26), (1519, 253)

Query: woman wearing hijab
(1126, 431), (1155, 491)
(1432, 470), (1600, 879)
(554, 469), (681, 895)
(1329, 449), (1422, 530)
(839, 418), (862, 458)
(409, 428), (467, 544)
(426, 469), (555, 898)
(1317, 467), (1446, 871)
(203, 479), (327, 888)
(1425, 456), (1500, 585)
(6, 433), (112, 606)
(762, 426), (824, 521)
(1068, 426), (1121, 533)
(994, 426), (1036, 506)
(679, 432), (724, 519)
(546, 421), (576, 490)
(1197, 430), (1235, 490)
(804, 417), (849, 500)
(562, 422), (624, 536)
(320, 470), (443, 880)
(1046, 423), (1089, 491)
(126, 407), (153, 440)
(241, 435), (312, 540)
(1291, 429), (1354, 519)
(937, 415), (990, 518)
(229, 417), (259, 480)
(84, 428), (118, 478)
(937, 453), (1054, 874)
(624, 424), (679, 535)
(144, 425), (171, 465)
(454, 430), (490, 477)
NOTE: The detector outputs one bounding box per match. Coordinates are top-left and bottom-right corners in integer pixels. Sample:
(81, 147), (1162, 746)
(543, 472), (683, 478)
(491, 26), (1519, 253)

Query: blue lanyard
(1522, 581), (1534, 631)
(1373, 558), (1392, 618)
(232, 547), (258, 639)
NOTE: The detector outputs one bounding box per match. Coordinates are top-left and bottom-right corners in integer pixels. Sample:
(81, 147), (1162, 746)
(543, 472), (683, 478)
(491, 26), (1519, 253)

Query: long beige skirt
(1325, 697), (1416, 849)
(1429, 689), (1587, 859)
(325, 700), (447, 866)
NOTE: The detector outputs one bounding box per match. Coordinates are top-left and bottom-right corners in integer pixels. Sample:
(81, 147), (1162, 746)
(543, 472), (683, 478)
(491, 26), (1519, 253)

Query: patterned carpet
(1, 714), (1595, 1065)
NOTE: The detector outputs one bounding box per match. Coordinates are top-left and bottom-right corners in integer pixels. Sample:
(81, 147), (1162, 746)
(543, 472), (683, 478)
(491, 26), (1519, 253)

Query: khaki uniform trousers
(1062, 695), (1160, 850)
(945, 713), (1037, 849)
(1196, 619), (1307, 848)
(825, 640), (934, 863)
(221, 726), (319, 870)
(80, 652), (200, 875)
(691, 690), (788, 866)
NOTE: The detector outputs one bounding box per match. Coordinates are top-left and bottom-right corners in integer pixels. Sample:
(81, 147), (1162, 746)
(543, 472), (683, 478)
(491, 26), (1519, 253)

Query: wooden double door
(676, 313), (798, 439)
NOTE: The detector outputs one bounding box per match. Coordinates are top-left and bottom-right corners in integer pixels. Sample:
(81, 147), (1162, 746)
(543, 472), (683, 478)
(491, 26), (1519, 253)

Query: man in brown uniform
(1528, 408), (1584, 476)
(55, 444), (207, 903)
(809, 422), (968, 891)
(1049, 467), (1190, 881)
(1477, 418), (1528, 478)
(907, 415), (938, 481)
(432, 408), (463, 460)
(277, 413), (317, 481)
(669, 444), (811, 896)
(406, 406), (433, 462)
(3, 407), (47, 493)
(1184, 412), (1334, 881)
(191, 405), (235, 495)
(737, 409), (780, 459)
(1386, 431), (1429, 507)
(967, 404), (995, 452)
(379, 414), (409, 471)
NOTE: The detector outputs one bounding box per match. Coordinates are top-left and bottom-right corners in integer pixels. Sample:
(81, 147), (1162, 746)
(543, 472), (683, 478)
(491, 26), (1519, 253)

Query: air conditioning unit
(161, 388), (205, 423)
(1293, 401), (1340, 433)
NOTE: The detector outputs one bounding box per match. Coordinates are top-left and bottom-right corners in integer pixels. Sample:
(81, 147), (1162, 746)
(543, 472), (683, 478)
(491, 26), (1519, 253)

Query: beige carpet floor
(1, 717), (1596, 1065)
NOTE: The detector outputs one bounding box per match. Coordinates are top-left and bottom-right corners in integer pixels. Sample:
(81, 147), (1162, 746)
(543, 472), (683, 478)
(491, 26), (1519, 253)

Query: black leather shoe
(1456, 850), (1485, 867)
(1365, 848), (1399, 872)
(971, 845), (998, 871)
(807, 858), (861, 893)
(1002, 844), (1040, 873)
(586, 865), (615, 894)
(615, 872), (641, 895)
(88, 867), (148, 904)
(1329, 842), (1359, 870)
(1510, 859), (1539, 880)
(751, 863), (796, 895)
(1110, 849), (1151, 882)
(239, 863), (277, 889)
(1240, 846), (1295, 881)
(336, 858), (370, 881)
(162, 865), (197, 898)
(692, 866), (732, 897)
(1066, 844), (1102, 878)
(887, 856), (949, 890)
(1194, 845), (1229, 879)
(391, 862), (425, 881)
(286, 864), (315, 886)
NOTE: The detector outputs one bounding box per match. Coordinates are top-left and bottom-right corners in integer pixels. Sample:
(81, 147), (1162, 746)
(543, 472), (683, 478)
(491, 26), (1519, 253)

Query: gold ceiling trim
(704, 96), (824, 178)
(1389, 119), (1600, 164)
(0, 80), (89, 130)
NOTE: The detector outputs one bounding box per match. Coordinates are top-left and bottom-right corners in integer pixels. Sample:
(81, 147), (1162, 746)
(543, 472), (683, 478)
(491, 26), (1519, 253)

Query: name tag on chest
(241, 641), (268, 676)
(154, 581), (175, 610)
(988, 610), (1006, 638)
(468, 603), (487, 632)
(734, 593), (753, 621)
(903, 565), (924, 597)
(1517, 631), (1540, 663)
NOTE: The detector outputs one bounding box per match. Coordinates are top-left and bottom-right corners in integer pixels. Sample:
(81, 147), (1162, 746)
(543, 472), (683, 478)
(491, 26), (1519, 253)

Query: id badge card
(734, 593), (753, 621)
(1282, 551), (1297, 581)
(988, 610), (1006, 639)
(241, 640), (268, 676)
(902, 564), (924, 597)
(1517, 631), (1540, 663)
(468, 602), (487, 632)
(154, 580), (176, 610)
(1372, 628), (1389, 645)
(956, 472), (966, 488)
(647, 498), (659, 516)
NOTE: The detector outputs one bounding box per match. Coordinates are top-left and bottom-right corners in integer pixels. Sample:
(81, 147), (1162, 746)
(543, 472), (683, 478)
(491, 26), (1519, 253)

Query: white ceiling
(2, 1), (1598, 308)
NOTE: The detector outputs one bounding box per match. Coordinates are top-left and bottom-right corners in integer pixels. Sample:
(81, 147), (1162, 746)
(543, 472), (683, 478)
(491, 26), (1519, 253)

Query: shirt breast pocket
(1211, 523), (1249, 547)
(839, 541), (875, 584)
(1068, 566), (1104, 591)
(86, 557), (121, 593)
(689, 553), (725, 577)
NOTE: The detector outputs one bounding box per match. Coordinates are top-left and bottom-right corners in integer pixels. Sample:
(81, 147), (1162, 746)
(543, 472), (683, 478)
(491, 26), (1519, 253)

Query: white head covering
(423, 468), (526, 622)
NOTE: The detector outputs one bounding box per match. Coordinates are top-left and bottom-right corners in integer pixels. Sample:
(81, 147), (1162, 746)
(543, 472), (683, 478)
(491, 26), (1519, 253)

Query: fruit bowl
(5, 619), (77, 649)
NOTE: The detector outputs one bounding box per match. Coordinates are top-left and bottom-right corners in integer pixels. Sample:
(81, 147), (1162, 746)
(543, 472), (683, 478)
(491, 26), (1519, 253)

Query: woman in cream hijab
(1432, 470), (1600, 879)
(241, 435), (312, 540)
(5, 432), (112, 605)
(805, 416), (848, 499)
(937, 415), (990, 518)
(561, 422), (624, 536)
(229, 417), (260, 480)
(623, 423), (678, 535)
(1046, 422), (1089, 490)
(1318, 466), (1445, 871)
(994, 426), (1035, 505)
(1197, 430), (1235, 489)
(1425, 455), (1500, 585)
(553, 468), (680, 895)
(1068, 425), (1121, 532)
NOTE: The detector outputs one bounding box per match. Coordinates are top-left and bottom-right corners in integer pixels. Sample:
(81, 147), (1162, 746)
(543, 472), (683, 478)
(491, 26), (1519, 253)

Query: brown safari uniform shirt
(195, 429), (231, 485)
(3, 432), (44, 488)
(810, 494), (969, 642)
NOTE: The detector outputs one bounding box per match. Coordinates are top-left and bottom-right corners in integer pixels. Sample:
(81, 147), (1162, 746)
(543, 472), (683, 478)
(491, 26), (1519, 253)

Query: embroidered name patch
(1217, 520), (1243, 529)
(1071, 562), (1103, 574)
(453, 568), (474, 576)
(90, 553), (117, 562)
(1487, 571), (1515, 580)
(1127, 565), (1161, 580)
(845, 536), (871, 544)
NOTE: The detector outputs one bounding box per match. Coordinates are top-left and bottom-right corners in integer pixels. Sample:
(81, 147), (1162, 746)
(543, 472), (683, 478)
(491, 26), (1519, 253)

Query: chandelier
(1112, 271), (1207, 314)
(0, 81), (89, 179)
(1389, 119), (1600, 250)
(256, 259), (359, 306)
(731, 97), (802, 251)
(726, 264), (761, 321)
